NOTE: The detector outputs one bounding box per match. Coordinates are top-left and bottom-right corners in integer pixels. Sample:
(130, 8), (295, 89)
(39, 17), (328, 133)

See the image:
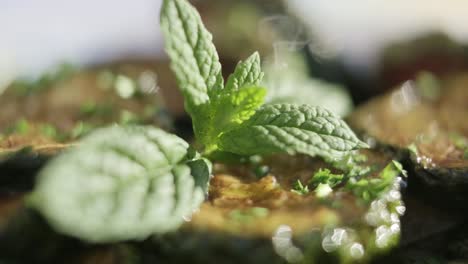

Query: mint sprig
(160, 0), (367, 158)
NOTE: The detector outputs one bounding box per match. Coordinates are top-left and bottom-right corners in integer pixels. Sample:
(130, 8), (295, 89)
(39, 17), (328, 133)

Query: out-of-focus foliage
(263, 53), (353, 117)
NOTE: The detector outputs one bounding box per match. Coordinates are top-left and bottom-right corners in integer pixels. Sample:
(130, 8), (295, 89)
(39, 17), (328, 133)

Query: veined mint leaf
(218, 104), (367, 160)
(29, 126), (211, 243)
(160, 0), (223, 142)
(212, 86), (266, 133)
(225, 52), (264, 91)
(204, 52), (265, 149)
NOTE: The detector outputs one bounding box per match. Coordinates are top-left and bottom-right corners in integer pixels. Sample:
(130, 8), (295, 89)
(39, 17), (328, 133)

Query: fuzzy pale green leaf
(211, 86), (266, 134)
(160, 0), (223, 142)
(29, 126), (211, 243)
(218, 104), (367, 159)
(225, 52), (264, 91)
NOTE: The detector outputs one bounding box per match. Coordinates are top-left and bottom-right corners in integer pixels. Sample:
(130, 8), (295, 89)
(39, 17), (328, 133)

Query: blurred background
(1, 0), (468, 142)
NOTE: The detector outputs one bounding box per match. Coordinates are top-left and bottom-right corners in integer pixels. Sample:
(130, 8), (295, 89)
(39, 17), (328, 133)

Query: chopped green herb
(330, 152), (370, 178)
(291, 179), (310, 195)
(5, 118), (30, 135)
(309, 168), (344, 188)
(346, 160), (404, 202)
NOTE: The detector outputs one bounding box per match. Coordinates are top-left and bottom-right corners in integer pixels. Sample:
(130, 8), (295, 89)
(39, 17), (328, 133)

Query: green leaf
(211, 86), (266, 134)
(160, 0), (223, 141)
(225, 52), (264, 91)
(187, 158), (212, 194)
(29, 126), (211, 243)
(218, 104), (367, 159)
(309, 168), (343, 188)
(346, 160), (404, 202)
(291, 180), (309, 195)
(263, 52), (352, 117)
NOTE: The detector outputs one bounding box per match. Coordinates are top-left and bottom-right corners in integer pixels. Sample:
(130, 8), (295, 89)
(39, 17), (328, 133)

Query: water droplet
(138, 71), (159, 94)
(272, 225), (304, 263)
(349, 242), (365, 259)
(395, 205), (406, 215)
(390, 81), (420, 114)
(322, 228), (347, 252)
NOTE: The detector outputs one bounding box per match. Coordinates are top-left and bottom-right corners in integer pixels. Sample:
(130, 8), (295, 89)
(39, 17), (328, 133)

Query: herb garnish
(291, 169), (343, 197)
(29, 0), (367, 243)
(160, 0), (367, 160)
(346, 160), (406, 202)
(291, 180), (310, 195)
(309, 168), (344, 189)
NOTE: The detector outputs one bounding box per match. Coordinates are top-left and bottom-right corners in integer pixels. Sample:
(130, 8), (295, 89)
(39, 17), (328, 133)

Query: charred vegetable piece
(348, 72), (468, 207)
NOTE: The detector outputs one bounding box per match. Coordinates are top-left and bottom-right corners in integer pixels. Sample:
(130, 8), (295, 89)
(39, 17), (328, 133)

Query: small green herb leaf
(29, 126), (211, 242)
(309, 168), (344, 188)
(329, 152), (370, 178)
(346, 160), (404, 202)
(212, 86), (266, 132)
(218, 104), (367, 159)
(291, 179), (309, 195)
(225, 52), (264, 91)
(160, 0), (223, 143)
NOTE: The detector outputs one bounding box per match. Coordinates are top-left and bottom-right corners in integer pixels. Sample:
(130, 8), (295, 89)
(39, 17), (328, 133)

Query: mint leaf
(212, 86), (266, 133)
(225, 52), (264, 91)
(218, 104), (367, 159)
(160, 0), (223, 142)
(29, 126), (211, 243)
(208, 52), (265, 136)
